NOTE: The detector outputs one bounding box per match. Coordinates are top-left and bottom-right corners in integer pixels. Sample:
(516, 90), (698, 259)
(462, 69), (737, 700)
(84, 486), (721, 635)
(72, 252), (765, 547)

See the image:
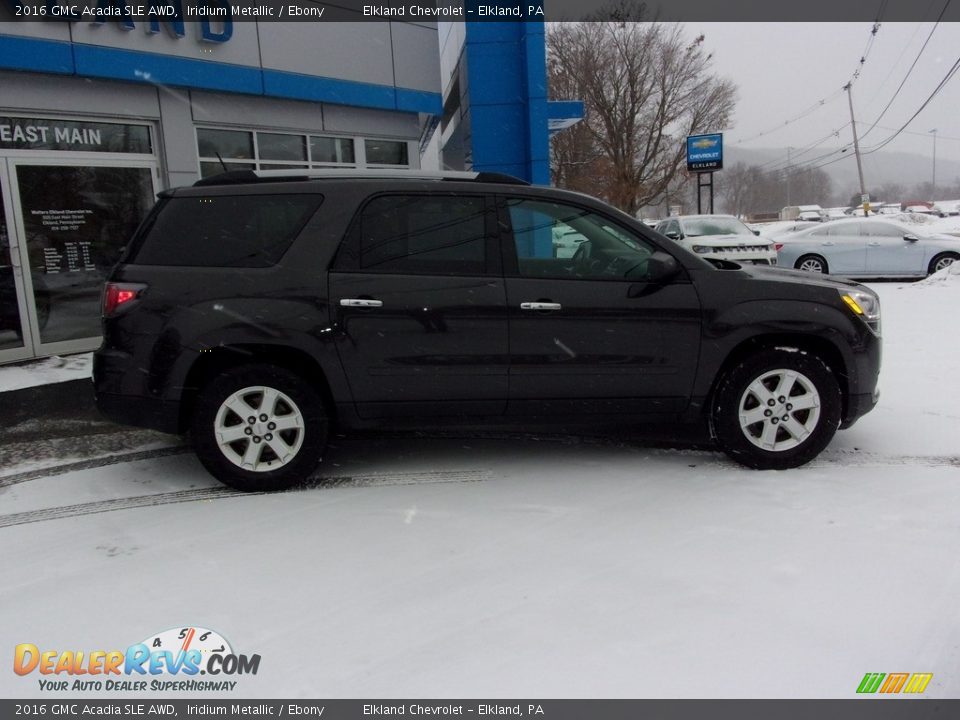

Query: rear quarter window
(127, 194), (322, 267)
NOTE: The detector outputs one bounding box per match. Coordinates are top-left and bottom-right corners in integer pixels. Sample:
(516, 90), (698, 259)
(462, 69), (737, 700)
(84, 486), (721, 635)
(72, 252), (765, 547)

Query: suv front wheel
(711, 348), (841, 469)
(192, 364), (329, 491)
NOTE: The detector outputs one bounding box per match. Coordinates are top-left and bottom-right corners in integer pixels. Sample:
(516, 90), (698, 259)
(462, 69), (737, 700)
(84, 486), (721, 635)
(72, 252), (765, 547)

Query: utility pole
(844, 82), (869, 214)
(786, 146), (792, 206)
(930, 128), (938, 197)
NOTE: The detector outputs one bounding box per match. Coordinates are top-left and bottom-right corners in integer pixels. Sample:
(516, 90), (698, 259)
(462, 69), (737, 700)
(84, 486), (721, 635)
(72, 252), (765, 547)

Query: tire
(796, 254), (829, 274)
(191, 364), (328, 491)
(711, 348), (842, 470)
(928, 252), (959, 276)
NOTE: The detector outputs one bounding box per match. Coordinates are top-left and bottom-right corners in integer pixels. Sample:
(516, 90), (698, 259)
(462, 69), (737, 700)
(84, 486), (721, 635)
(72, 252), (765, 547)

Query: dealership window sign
(686, 133), (723, 172)
(0, 118), (152, 153)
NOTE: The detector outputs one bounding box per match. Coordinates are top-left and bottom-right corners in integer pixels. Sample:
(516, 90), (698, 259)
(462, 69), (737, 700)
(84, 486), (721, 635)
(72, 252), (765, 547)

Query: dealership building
(0, 10), (581, 364)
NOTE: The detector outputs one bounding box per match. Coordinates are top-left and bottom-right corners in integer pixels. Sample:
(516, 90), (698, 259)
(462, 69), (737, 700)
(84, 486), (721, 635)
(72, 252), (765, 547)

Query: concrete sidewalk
(1, 377), (96, 428)
(0, 355), (182, 476)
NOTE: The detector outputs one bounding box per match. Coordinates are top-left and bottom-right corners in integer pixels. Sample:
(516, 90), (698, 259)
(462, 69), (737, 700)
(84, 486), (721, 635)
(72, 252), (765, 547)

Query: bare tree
(548, 4), (737, 215)
(719, 162), (766, 216)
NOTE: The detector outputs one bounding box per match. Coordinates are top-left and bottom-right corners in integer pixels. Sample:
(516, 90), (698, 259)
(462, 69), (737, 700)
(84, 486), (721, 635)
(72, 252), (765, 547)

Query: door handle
(340, 298), (383, 308)
(520, 302), (562, 311)
(821, 242), (834, 246)
(867, 242), (881, 246)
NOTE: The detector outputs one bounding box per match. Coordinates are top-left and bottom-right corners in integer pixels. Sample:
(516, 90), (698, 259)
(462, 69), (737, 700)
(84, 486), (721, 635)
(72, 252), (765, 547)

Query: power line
(731, 13), (887, 163)
(846, 3), (886, 87)
(867, 1), (938, 98)
(730, 90), (844, 146)
(754, 124), (851, 173)
(865, 123), (960, 142)
(777, 42), (960, 178)
(787, 56), (960, 176)
(863, 54), (960, 154)
(858, 0), (952, 142)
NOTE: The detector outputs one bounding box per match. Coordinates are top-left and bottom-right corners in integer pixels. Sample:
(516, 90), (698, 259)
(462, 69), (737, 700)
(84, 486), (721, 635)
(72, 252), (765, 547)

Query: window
(197, 129), (411, 177)
(128, 195), (322, 268)
(830, 223), (862, 237)
(681, 217), (753, 237)
(365, 139), (409, 166)
(310, 136), (355, 164)
(863, 222), (907, 238)
(349, 195), (487, 275)
(506, 199), (654, 280)
(258, 133), (307, 163)
(197, 129), (254, 160)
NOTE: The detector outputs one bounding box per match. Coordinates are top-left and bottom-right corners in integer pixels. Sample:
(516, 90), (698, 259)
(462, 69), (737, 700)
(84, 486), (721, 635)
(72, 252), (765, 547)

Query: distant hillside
(726, 146), (960, 202)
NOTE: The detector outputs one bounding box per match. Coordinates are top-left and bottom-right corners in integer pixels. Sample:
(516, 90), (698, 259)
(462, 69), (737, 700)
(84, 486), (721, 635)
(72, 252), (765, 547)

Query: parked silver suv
(656, 215), (778, 266)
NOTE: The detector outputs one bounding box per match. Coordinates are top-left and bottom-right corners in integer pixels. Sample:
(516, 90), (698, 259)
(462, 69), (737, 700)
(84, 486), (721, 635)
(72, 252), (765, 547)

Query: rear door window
(336, 194), (492, 275)
(127, 194), (322, 267)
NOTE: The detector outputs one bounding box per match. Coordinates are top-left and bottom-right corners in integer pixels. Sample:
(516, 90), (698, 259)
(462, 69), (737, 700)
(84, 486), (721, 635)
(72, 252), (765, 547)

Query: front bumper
(840, 387), (880, 429)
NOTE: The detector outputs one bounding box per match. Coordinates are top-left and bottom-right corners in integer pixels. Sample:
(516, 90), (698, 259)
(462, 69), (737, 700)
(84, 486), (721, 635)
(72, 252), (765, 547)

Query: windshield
(682, 217), (754, 237)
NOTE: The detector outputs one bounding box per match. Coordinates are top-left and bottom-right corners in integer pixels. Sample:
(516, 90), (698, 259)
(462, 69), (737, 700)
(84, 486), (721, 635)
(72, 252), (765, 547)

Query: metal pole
(844, 83), (868, 214)
(930, 128), (937, 197)
(786, 146), (792, 206)
(709, 172), (714, 214)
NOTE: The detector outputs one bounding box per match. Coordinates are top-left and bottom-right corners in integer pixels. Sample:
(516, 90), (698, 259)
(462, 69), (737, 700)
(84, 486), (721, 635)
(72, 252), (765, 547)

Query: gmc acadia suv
(94, 170), (881, 491)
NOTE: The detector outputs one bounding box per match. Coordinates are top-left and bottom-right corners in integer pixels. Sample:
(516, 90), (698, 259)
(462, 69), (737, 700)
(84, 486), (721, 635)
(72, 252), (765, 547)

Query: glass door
(0, 161), (34, 363)
(6, 159), (157, 357)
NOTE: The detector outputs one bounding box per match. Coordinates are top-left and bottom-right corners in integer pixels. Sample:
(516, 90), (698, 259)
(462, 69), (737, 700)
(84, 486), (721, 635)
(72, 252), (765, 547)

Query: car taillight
(774, 243), (784, 252)
(103, 282), (146, 316)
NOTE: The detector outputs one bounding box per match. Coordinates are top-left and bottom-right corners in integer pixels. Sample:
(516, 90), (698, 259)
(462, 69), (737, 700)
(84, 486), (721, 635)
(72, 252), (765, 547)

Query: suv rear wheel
(711, 348), (841, 469)
(191, 364), (328, 491)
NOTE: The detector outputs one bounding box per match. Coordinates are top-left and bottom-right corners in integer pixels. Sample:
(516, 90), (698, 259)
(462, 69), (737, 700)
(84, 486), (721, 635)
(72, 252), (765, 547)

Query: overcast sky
(692, 22), (960, 167)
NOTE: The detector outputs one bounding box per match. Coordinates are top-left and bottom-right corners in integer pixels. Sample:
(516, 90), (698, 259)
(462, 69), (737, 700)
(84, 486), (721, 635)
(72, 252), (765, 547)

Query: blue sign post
(686, 133), (723, 213)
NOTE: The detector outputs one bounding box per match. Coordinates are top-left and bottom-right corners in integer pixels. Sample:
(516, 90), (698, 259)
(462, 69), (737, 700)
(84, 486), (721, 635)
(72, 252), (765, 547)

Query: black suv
(94, 170), (881, 491)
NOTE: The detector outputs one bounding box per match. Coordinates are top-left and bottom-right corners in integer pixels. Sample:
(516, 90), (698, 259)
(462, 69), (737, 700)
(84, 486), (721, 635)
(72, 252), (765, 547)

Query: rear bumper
(93, 348), (182, 434)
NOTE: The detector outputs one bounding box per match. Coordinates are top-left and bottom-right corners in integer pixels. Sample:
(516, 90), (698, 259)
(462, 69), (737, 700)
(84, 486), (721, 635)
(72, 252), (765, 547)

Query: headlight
(839, 289), (881, 332)
(691, 245), (711, 254)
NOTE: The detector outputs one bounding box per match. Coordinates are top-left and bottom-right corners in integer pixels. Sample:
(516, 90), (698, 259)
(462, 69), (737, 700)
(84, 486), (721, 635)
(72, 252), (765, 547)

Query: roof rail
(193, 168), (530, 187)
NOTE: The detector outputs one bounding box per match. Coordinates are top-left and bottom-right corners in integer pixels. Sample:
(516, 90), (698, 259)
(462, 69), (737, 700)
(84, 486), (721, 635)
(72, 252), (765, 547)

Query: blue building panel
(263, 70), (396, 111)
(462, 20), (552, 185)
(0, 35), (74, 76)
(74, 45), (263, 95)
(0, 34), (440, 117)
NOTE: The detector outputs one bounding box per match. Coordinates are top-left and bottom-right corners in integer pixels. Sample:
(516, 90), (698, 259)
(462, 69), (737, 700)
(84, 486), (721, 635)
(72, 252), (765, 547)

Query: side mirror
(627, 252), (680, 293)
(664, 231), (680, 240)
(904, 234), (919, 242)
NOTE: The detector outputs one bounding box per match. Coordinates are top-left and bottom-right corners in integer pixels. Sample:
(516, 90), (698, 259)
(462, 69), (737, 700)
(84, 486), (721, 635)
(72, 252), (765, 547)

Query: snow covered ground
(0, 352), (92, 392)
(2, 269), (959, 699)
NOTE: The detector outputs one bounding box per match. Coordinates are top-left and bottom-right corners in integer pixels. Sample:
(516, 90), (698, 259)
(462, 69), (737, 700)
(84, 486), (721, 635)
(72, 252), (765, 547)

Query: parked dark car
(94, 170), (882, 491)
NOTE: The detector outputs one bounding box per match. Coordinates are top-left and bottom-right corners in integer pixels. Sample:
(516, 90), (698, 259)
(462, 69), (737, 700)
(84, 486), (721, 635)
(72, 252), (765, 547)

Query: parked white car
(777, 218), (960, 277)
(655, 215), (778, 266)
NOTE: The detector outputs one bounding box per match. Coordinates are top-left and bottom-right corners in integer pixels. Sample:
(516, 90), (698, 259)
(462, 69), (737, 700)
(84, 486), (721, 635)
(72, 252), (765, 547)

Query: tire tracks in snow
(0, 469), (494, 529)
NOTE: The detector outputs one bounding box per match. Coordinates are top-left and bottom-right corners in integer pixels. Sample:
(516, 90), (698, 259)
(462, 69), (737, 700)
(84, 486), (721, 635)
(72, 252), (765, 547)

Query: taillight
(103, 282), (146, 317)
(774, 243), (784, 252)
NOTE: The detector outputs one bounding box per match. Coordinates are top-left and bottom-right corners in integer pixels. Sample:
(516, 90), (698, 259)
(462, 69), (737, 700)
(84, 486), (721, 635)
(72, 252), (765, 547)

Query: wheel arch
(178, 344), (337, 434)
(705, 333), (850, 427)
(929, 250), (960, 275)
